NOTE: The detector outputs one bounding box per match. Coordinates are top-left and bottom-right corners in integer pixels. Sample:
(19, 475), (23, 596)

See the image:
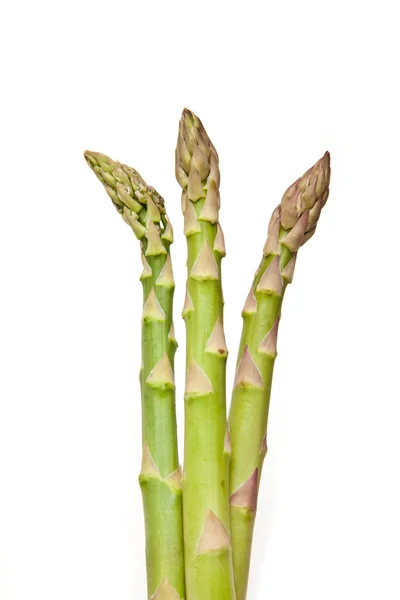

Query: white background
(1, 1), (399, 598)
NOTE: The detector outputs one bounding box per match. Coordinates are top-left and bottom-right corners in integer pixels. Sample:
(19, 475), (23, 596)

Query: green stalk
(176, 109), (236, 600)
(228, 152), (331, 600)
(84, 151), (185, 600)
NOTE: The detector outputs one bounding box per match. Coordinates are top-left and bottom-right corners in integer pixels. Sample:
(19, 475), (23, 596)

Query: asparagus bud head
(280, 151), (330, 235)
(84, 149), (183, 599)
(176, 108), (220, 202)
(84, 150), (171, 245)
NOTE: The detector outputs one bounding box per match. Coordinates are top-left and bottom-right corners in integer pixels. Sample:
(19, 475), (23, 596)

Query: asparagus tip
(146, 220), (168, 257)
(156, 254), (175, 288)
(164, 466), (182, 491)
(183, 195), (201, 236)
(146, 353), (175, 389)
(256, 255), (283, 296)
(263, 215), (281, 256)
(199, 180), (220, 224)
(140, 250), (152, 280)
(168, 323), (178, 347)
(213, 223), (226, 256)
(182, 287), (195, 318)
(205, 316), (228, 357)
(197, 509), (231, 555)
(176, 108), (219, 198)
(161, 216), (174, 243)
(280, 150), (331, 230)
(242, 289), (257, 316)
(182, 106), (194, 121)
(268, 205), (282, 233)
(234, 346), (264, 390)
(230, 469), (259, 512)
(258, 316), (280, 358)
(190, 241), (219, 281)
(187, 165), (205, 201)
(83, 149), (106, 168)
(185, 362), (213, 398)
(224, 428), (232, 455)
(282, 254), (297, 283)
(302, 225), (317, 245)
(142, 288), (166, 322)
(280, 210), (309, 253)
(150, 577), (181, 600)
(140, 443), (161, 479)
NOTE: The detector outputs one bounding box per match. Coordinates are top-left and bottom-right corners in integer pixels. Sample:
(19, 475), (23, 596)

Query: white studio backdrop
(0, 0), (399, 598)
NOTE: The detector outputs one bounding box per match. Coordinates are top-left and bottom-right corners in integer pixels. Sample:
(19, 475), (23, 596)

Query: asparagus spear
(228, 152), (331, 600)
(84, 151), (185, 600)
(175, 110), (236, 600)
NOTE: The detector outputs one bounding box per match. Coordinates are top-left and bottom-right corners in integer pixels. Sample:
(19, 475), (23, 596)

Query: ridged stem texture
(84, 151), (184, 600)
(176, 110), (236, 600)
(228, 152), (331, 600)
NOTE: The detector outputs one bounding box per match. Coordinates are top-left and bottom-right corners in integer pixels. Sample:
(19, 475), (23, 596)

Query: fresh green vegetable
(175, 110), (236, 600)
(84, 151), (185, 600)
(228, 152), (331, 600)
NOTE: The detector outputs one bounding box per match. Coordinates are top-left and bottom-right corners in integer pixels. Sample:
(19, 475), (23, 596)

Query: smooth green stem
(139, 249), (185, 599)
(229, 247), (291, 600)
(84, 150), (188, 600)
(175, 108), (238, 600)
(228, 151), (331, 599)
(183, 201), (235, 600)
(229, 507), (255, 600)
